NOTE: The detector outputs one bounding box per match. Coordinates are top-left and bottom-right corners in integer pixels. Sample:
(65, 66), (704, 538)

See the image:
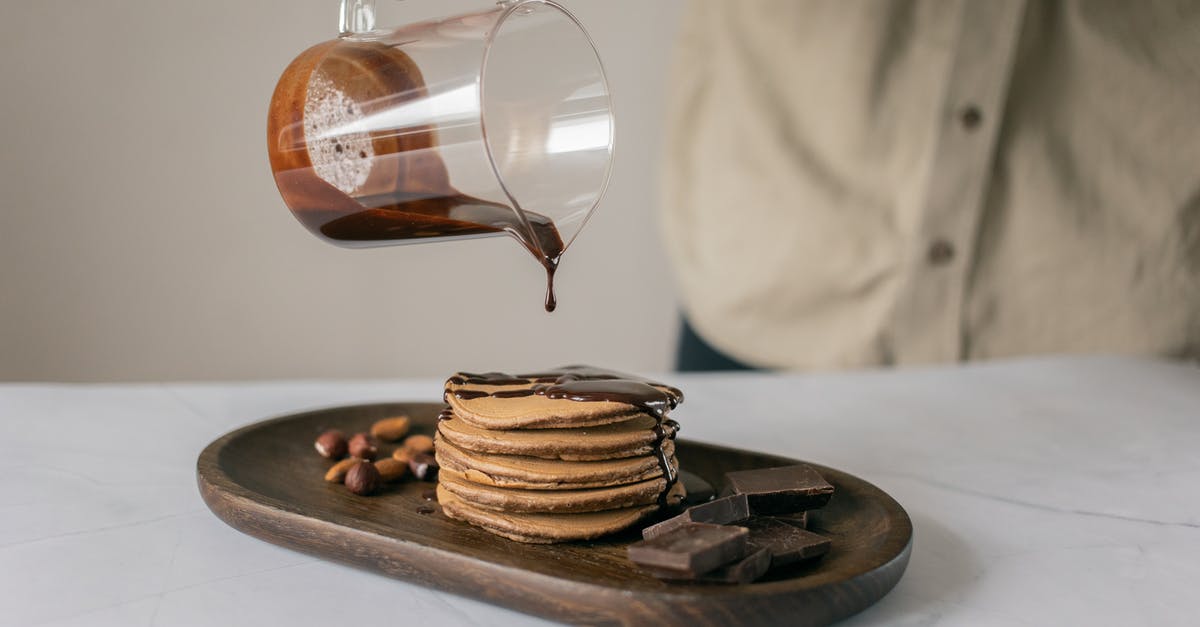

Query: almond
(392, 448), (412, 463)
(324, 457), (361, 483)
(370, 416), (411, 442)
(403, 434), (435, 455)
(374, 457), (408, 482)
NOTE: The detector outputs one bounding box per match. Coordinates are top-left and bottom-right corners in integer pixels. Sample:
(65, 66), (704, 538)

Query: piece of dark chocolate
(642, 493), (751, 540)
(680, 469), (716, 504)
(627, 523), (749, 575)
(644, 547), (773, 585)
(771, 511), (808, 529)
(698, 548), (772, 584)
(721, 464), (834, 514)
(744, 518), (831, 567)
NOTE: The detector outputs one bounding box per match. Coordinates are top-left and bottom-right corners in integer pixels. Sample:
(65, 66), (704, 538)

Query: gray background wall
(0, 0), (685, 381)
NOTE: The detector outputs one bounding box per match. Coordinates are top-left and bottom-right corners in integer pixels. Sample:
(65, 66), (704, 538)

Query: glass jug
(267, 0), (615, 310)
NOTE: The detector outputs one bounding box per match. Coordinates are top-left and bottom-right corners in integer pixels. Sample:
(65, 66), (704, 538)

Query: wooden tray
(197, 402), (911, 626)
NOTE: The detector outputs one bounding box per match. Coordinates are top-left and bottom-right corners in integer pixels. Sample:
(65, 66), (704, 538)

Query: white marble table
(2, 356), (1198, 626)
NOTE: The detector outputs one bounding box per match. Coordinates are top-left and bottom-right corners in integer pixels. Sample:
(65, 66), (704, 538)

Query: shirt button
(928, 239), (955, 265)
(960, 105), (982, 130)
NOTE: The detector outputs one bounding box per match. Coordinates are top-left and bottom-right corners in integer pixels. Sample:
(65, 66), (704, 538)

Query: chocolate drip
(437, 407), (454, 422)
(446, 366), (683, 507)
(450, 372), (533, 386)
(448, 373), (681, 412)
(543, 380), (676, 412)
(491, 389), (539, 398)
(649, 421), (679, 509)
(450, 367), (684, 403)
(543, 260), (558, 312)
(451, 389), (490, 400)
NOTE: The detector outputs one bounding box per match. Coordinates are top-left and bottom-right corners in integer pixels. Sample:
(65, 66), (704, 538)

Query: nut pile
(313, 415), (440, 496)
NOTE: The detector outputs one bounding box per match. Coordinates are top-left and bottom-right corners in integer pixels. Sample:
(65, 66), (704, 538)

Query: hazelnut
(324, 457), (361, 483)
(348, 432), (378, 461)
(370, 416), (411, 442)
(344, 460), (382, 495)
(403, 434), (435, 455)
(409, 452), (439, 481)
(314, 430), (348, 459)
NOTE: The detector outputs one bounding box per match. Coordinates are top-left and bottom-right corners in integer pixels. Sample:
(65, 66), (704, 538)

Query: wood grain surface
(197, 402), (911, 626)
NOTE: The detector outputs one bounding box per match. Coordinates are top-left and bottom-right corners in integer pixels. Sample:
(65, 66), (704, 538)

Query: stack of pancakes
(435, 367), (686, 544)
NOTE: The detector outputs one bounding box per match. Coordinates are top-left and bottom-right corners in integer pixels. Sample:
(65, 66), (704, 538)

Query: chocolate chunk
(744, 518), (830, 567)
(721, 464), (834, 514)
(699, 547), (773, 584)
(643, 547), (773, 584)
(642, 493), (750, 540)
(627, 523), (749, 575)
(771, 511), (808, 529)
(680, 469), (716, 504)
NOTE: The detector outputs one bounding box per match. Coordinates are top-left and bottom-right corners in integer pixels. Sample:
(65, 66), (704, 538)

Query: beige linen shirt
(662, 0), (1200, 369)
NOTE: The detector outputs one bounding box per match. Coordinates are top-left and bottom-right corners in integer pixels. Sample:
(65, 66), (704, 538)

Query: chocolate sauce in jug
(268, 39), (565, 311)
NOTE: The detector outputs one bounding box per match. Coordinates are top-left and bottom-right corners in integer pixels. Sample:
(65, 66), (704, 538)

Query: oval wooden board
(197, 402), (911, 626)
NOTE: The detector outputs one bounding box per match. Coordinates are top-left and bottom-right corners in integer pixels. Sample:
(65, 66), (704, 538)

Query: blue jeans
(675, 317), (760, 372)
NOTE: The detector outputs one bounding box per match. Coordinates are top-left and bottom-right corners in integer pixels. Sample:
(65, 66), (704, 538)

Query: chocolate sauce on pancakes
(452, 389), (491, 400)
(446, 366), (684, 507)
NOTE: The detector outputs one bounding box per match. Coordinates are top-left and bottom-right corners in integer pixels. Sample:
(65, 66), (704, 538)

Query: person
(662, 0), (1200, 372)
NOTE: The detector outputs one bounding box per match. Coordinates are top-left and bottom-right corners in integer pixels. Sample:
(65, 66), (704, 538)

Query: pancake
(444, 367), (682, 430)
(438, 484), (683, 544)
(434, 366), (687, 544)
(434, 434), (676, 490)
(446, 382), (647, 430)
(437, 412), (676, 461)
(438, 467), (686, 513)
